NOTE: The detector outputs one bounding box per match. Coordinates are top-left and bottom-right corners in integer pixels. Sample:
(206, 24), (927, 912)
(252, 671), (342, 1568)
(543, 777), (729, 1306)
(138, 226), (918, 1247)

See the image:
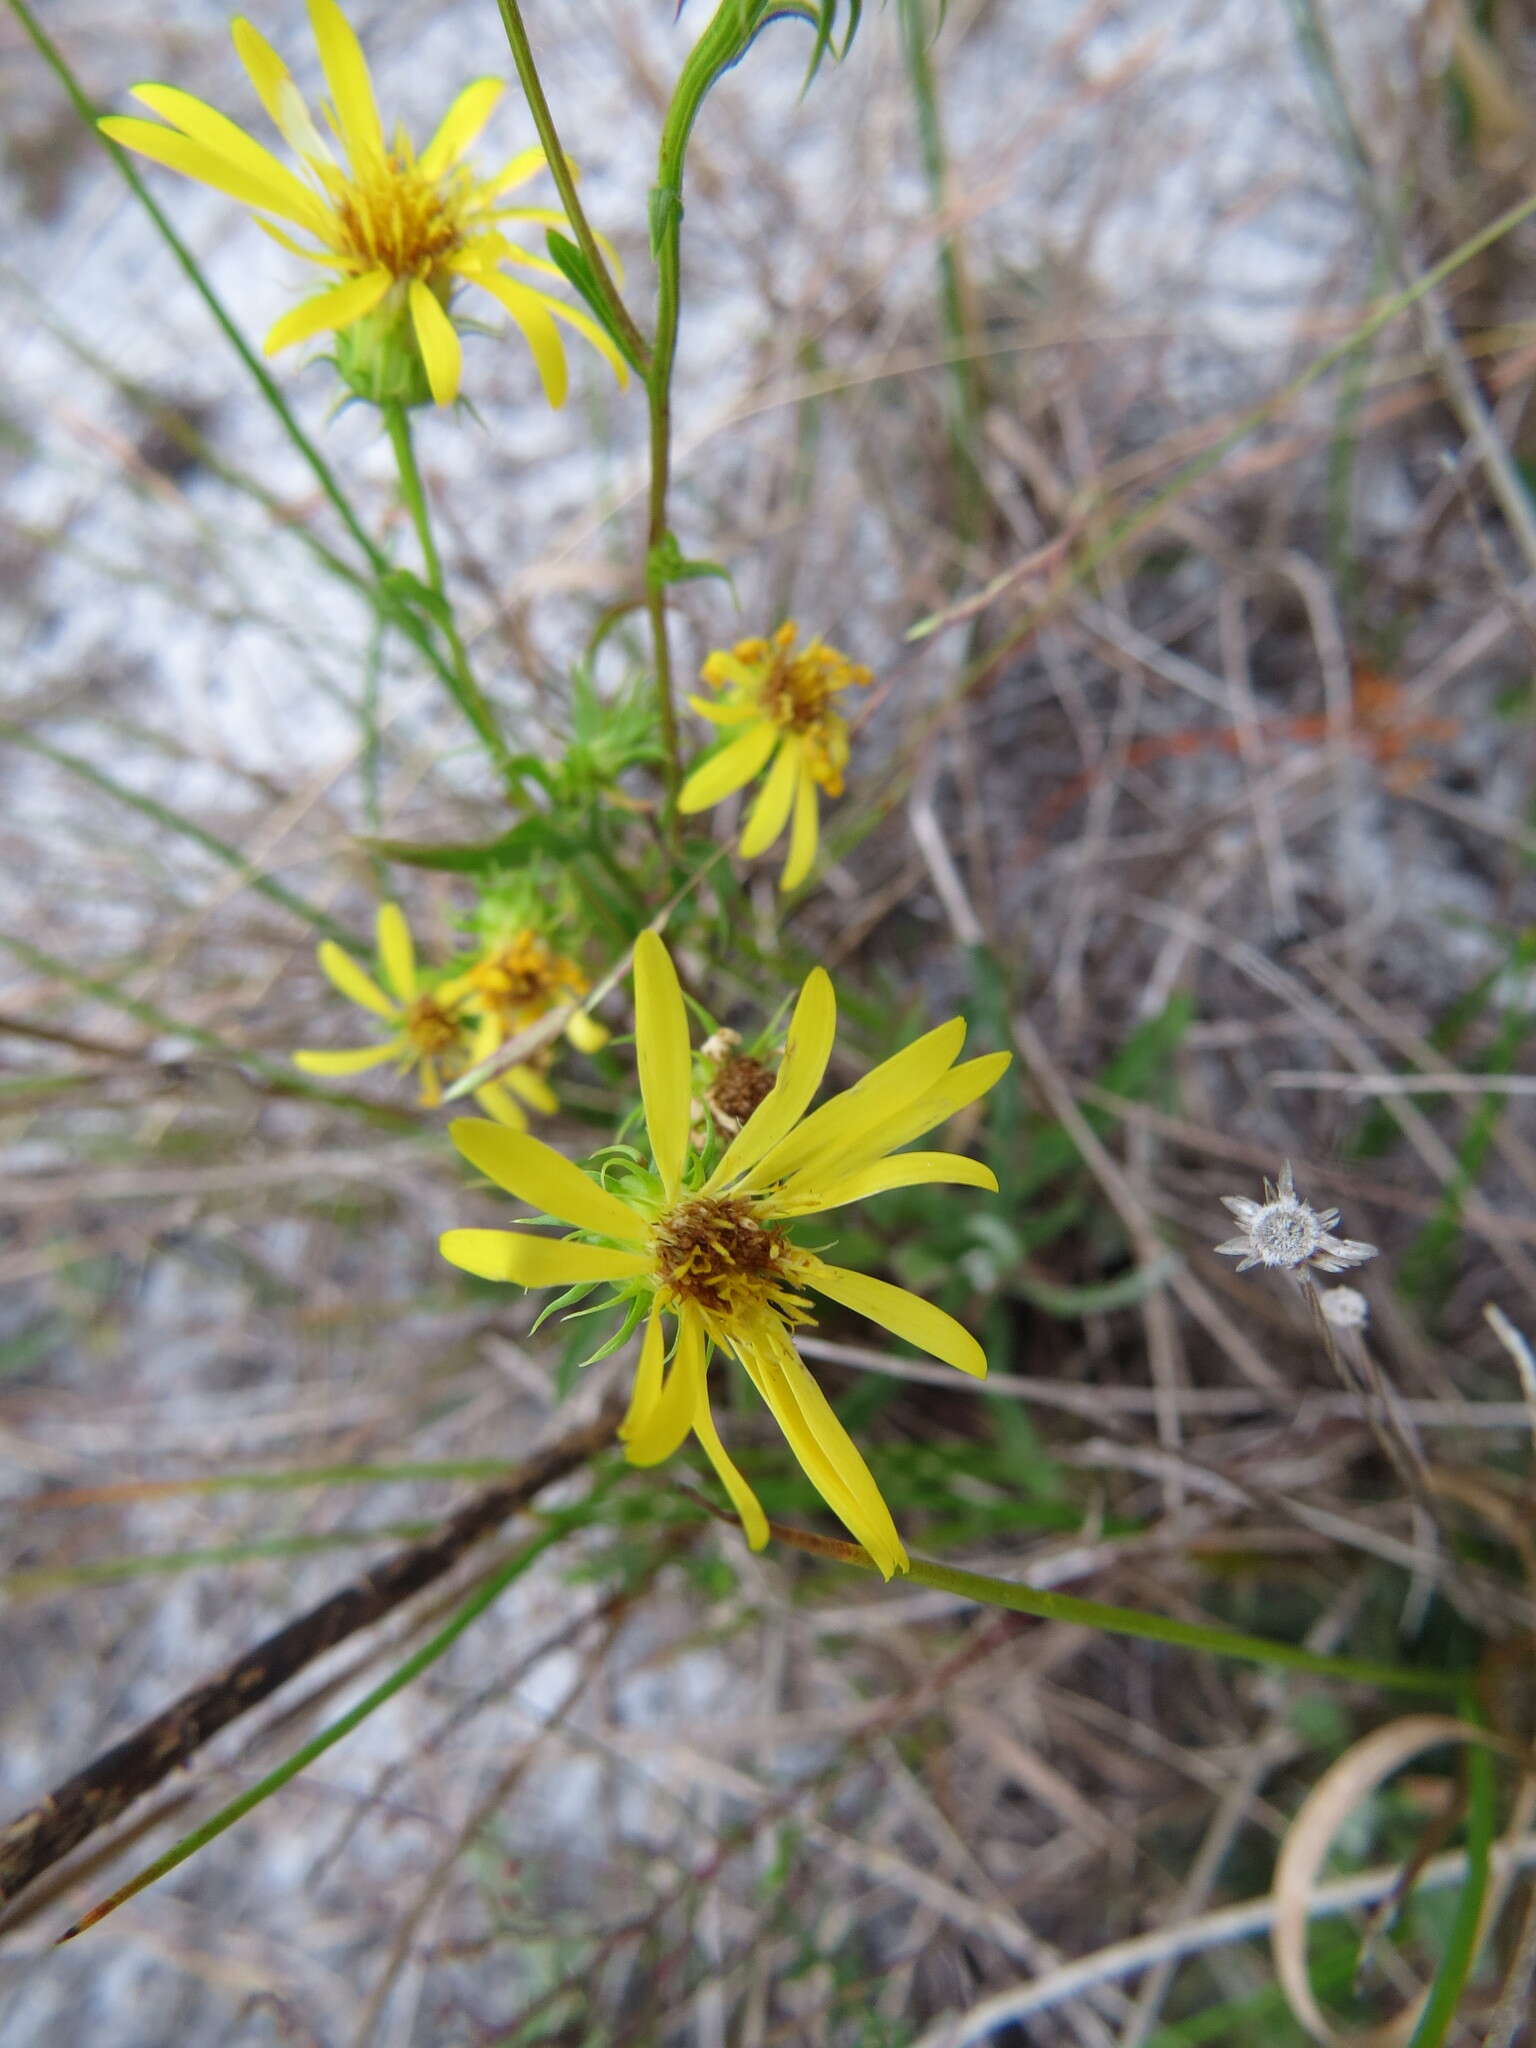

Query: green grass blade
(59, 1513), (581, 1940)
(1, 724), (353, 945)
(1406, 1711), (1497, 2048)
(0, 930), (416, 1125)
(6, 1524), (440, 1596)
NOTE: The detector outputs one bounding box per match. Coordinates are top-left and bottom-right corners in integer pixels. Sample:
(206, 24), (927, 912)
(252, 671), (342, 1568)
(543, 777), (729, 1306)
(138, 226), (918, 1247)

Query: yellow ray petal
(468, 1010), (501, 1064)
(775, 1151), (998, 1216)
(564, 1010), (610, 1054)
(754, 1330), (904, 1575)
(541, 295), (630, 389)
(375, 901), (416, 1003)
(292, 1043), (394, 1074)
(458, 268), (567, 407)
(128, 84), (331, 231)
(308, 0), (384, 164)
(737, 737), (800, 859)
(689, 1364), (770, 1551)
(439, 1229), (648, 1287)
(232, 17), (335, 167)
(408, 279), (462, 406)
(447, 1121), (648, 1242)
(479, 144), (548, 197)
(687, 695), (758, 726)
(633, 931), (691, 1200)
(798, 1052), (1013, 1188)
(624, 1306), (703, 1468)
(738, 1017), (966, 1195)
(99, 117), (324, 229)
(779, 759), (820, 891)
(678, 719), (779, 815)
(706, 966), (836, 1194)
(419, 76), (504, 179)
(264, 267), (392, 354)
(483, 215), (624, 286)
(803, 1260), (988, 1378)
(316, 937), (397, 1020)
(251, 214), (336, 260)
(505, 1065), (559, 1115)
(618, 1302), (668, 1447)
(472, 1081), (529, 1130)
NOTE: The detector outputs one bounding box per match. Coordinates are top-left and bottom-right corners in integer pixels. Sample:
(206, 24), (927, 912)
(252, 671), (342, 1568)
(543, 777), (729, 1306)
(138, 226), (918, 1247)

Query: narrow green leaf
(365, 816), (583, 874)
(60, 1502), (604, 1940)
(544, 230), (645, 375)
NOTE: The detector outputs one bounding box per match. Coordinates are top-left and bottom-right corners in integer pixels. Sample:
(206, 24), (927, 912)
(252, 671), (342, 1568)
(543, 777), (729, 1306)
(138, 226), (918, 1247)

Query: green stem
(898, 0), (984, 544)
(0, 931), (418, 1127)
(381, 402), (514, 793)
(767, 1518), (1452, 1694)
(59, 1519), (573, 1939)
(645, 370), (683, 831)
(491, 0), (650, 375)
(1, 723), (351, 945)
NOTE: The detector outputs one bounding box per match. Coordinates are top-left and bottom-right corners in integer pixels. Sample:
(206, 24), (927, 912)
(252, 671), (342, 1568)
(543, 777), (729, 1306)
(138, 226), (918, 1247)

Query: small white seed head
(1215, 1161), (1378, 1277)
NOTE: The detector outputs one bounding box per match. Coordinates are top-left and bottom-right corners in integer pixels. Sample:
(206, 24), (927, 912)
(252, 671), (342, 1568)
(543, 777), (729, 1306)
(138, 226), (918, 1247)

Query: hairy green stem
(58, 1519), (574, 1938)
(381, 402), (516, 792)
(764, 1515), (1452, 1694)
(492, 0), (650, 374)
(898, 0), (984, 543)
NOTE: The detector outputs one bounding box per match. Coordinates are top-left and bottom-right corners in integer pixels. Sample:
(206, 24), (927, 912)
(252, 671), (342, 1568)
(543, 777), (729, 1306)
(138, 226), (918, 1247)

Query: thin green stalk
(765, 1517), (1451, 1693)
(381, 401), (513, 788)
(642, 5), (762, 826)
(360, 611), (387, 866)
(1407, 1705), (1497, 2047)
(898, 0), (984, 543)
(0, 931), (418, 1127)
(59, 1517), (574, 1939)
(7, 1524), (439, 1595)
(491, 0), (649, 375)
(1, 723), (351, 945)
(25, 1460), (530, 1505)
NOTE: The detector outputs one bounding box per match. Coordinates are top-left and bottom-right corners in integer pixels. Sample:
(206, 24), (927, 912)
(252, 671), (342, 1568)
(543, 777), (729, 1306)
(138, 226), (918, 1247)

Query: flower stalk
(490, 0), (649, 378)
(381, 399), (511, 787)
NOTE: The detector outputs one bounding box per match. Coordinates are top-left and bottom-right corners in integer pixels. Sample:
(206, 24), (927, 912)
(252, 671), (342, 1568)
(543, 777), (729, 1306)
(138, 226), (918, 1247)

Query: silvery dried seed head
(1319, 1285), (1370, 1329)
(1214, 1161), (1378, 1276)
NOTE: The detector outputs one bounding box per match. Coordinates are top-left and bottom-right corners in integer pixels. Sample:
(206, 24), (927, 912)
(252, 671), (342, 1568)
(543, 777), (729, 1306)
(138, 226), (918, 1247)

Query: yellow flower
(293, 903), (552, 1127)
(99, 0), (628, 408)
(440, 932), (1008, 1577)
(678, 622), (872, 892)
(439, 927), (610, 1067)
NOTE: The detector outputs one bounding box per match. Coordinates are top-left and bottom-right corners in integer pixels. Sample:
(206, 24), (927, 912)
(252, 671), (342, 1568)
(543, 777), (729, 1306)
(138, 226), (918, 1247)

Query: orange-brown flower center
(706, 1055), (776, 1135)
(761, 648), (841, 735)
(403, 995), (461, 1056)
(468, 933), (586, 1024)
(650, 1195), (797, 1319)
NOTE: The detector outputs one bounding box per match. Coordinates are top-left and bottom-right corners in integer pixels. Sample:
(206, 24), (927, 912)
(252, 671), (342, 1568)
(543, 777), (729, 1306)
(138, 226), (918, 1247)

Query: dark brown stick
(0, 1405), (620, 1908)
